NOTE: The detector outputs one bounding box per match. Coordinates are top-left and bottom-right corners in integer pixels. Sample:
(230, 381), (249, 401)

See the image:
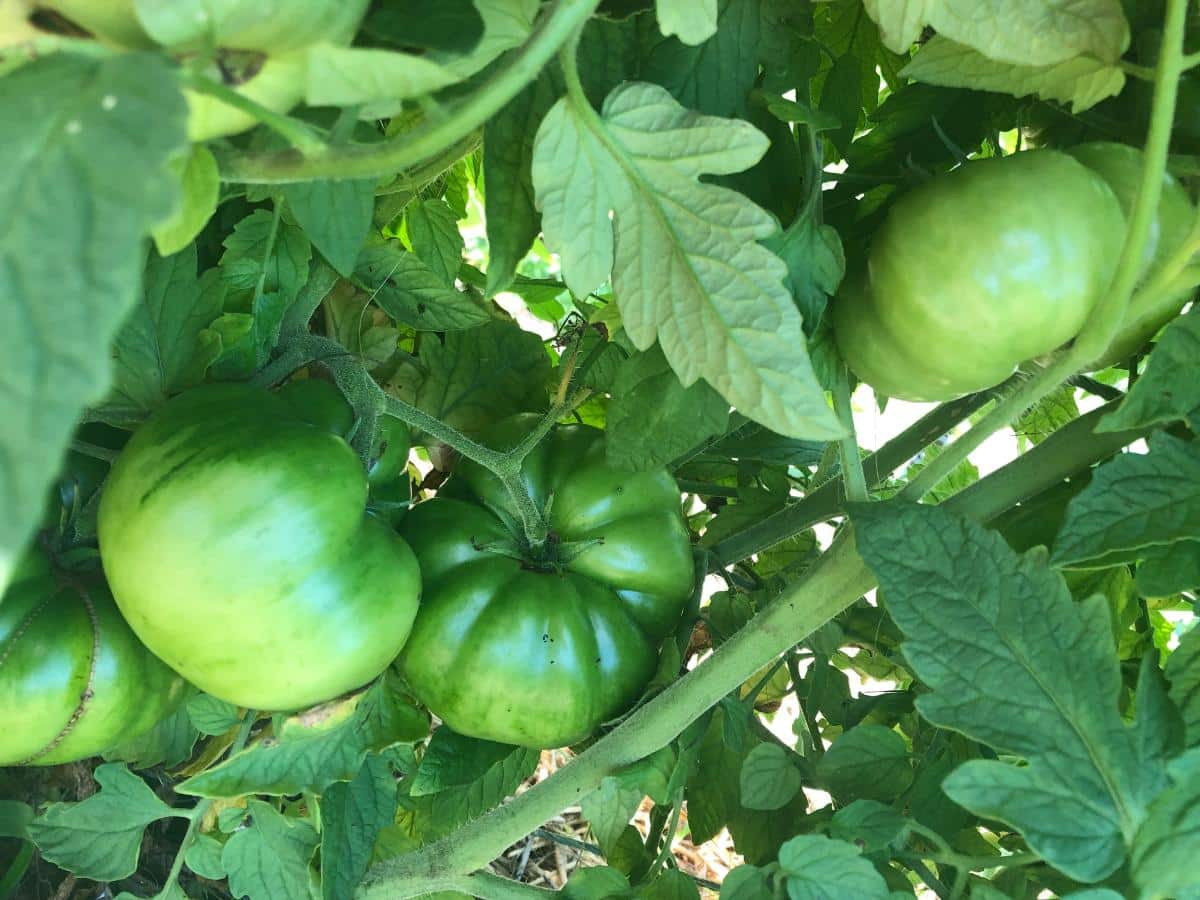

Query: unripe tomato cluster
(2, 382), (696, 762)
(833, 143), (1196, 402)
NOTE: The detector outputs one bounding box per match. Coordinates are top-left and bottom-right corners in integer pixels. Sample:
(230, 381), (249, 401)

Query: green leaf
(1130, 750), (1200, 897)
(901, 36), (1125, 113)
(738, 743), (802, 811)
(185, 833), (227, 880)
(222, 801), (319, 900)
(109, 248), (225, 412)
(762, 215), (845, 338)
(606, 346), (730, 472)
(853, 501), (1160, 881)
(281, 179), (376, 278)
(397, 319), (551, 436)
(656, 0), (717, 45)
(819, 53), (866, 154)
(830, 799), (909, 854)
(207, 291), (292, 380)
(0, 52), (186, 590)
(0, 801), (32, 840)
(304, 46), (458, 111)
(483, 73), (559, 296)
(1051, 434), (1200, 569)
(718, 864), (772, 900)
(397, 744), (539, 844)
(219, 209), (312, 310)
(354, 242), (492, 331)
(1167, 626), (1200, 747)
(153, 145), (219, 256)
(28, 763), (176, 881)
(637, 868), (700, 899)
(863, 0), (1129, 64)
(1137, 541), (1200, 597)
(321, 754), (398, 900)
(103, 704), (200, 770)
(187, 694), (241, 736)
(363, 0), (484, 55)
(777, 834), (890, 899)
(1099, 308), (1200, 433)
(405, 200), (464, 289)
(563, 866), (631, 899)
(178, 680), (426, 798)
(321, 280), (400, 372)
(410, 729), (518, 797)
(581, 774), (645, 858)
(816, 724), (913, 802)
(1013, 386), (1079, 450)
(532, 81), (844, 442)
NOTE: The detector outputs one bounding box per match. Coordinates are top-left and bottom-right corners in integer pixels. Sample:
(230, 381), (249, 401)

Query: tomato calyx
(469, 527), (606, 574)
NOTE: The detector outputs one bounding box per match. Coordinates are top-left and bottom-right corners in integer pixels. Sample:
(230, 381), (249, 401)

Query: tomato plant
(97, 383), (421, 711)
(1, 1), (1198, 900)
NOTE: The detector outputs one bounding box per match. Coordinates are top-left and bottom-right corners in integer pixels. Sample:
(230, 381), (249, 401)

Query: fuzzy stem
(215, 0), (603, 183)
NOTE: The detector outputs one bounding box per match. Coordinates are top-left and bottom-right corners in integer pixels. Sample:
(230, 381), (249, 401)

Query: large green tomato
(98, 383), (421, 711)
(398, 416), (695, 748)
(1067, 143), (1197, 368)
(0, 558), (186, 766)
(833, 150), (1126, 401)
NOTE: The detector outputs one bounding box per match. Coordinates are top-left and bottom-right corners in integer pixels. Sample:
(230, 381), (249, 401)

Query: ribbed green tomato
(0, 561), (186, 766)
(1067, 143), (1197, 368)
(833, 150), (1126, 401)
(398, 416), (695, 748)
(98, 383), (421, 711)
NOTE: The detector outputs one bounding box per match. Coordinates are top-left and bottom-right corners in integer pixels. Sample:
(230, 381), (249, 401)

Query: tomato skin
(98, 383), (421, 711)
(399, 416), (695, 748)
(833, 150), (1126, 401)
(185, 53), (308, 143)
(276, 378), (411, 488)
(1067, 143), (1197, 368)
(0, 563), (186, 766)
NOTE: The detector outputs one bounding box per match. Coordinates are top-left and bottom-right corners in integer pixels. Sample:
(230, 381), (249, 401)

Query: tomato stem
(159, 710), (258, 898)
(833, 366), (868, 504)
(182, 72), (327, 157)
(1071, 0), (1189, 366)
(213, 0), (604, 183)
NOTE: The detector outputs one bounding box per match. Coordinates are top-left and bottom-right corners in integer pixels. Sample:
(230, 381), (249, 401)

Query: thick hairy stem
(708, 388), (996, 567)
(182, 73), (326, 156)
(216, 0), (603, 183)
(833, 368), (868, 503)
(360, 399), (1148, 895)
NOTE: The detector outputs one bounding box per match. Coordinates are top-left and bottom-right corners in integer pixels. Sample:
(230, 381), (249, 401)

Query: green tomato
(38, 0), (366, 52)
(0, 558), (186, 766)
(276, 378), (411, 487)
(36, 0), (154, 48)
(398, 415), (695, 748)
(833, 150), (1126, 402)
(1067, 142), (1197, 368)
(185, 52), (308, 143)
(98, 383), (421, 711)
